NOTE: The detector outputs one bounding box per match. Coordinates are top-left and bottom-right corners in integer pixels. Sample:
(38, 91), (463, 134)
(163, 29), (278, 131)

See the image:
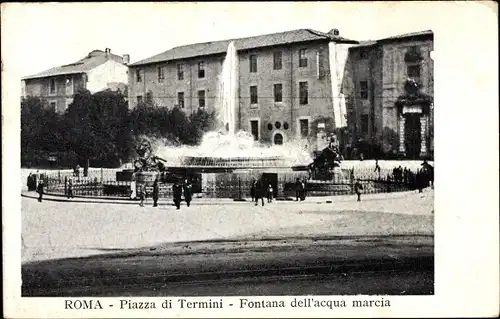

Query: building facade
(22, 49), (129, 113)
(345, 31), (434, 158)
(129, 29), (434, 159)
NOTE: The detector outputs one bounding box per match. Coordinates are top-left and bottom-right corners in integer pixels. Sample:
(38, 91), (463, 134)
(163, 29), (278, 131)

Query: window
(361, 114), (369, 134)
(273, 51), (282, 70)
(198, 90), (205, 108)
(177, 92), (185, 108)
(275, 121), (281, 129)
(299, 82), (308, 105)
(158, 67), (165, 82)
(274, 84), (283, 103)
(49, 78), (56, 94)
(49, 101), (57, 112)
(137, 96), (143, 104)
(198, 61), (205, 78)
(250, 120), (259, 141)
(283, 122), (289, 130)
(268, 123), (273, 130)
(360, 81), (368, 100)
(136, 69), (142, 83)
(274, 133), (283, 145)
(65, 77), (73, 95)
(177, 64), (184, 80)
(249, 55), (257, 73)
(250, 86), (258, 105)
(407, 64), (421, 79)
(299, 49), (308, 67)
(299, 119), (309, 138)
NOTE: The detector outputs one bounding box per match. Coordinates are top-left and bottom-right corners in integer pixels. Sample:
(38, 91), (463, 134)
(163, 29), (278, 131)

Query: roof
(130, 29), (358, 67)
(350, 30), (434, 49)
(23, 50), (125, 80)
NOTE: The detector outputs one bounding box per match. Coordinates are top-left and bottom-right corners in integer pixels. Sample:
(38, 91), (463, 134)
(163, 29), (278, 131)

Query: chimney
(122, 54), (130, 65)
(105, 48), (111, 56)
(328, 29), (340, 37)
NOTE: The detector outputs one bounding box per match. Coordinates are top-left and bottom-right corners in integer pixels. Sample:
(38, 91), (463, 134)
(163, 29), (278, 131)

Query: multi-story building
(345, 30), (434, 158)
(128, 28), (434, 159)
(22, 49), (130, 113)
(128, 28), (358, 151)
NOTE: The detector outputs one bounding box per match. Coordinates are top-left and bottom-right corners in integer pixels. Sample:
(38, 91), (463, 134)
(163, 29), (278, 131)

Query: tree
(65, 89), (133, 168)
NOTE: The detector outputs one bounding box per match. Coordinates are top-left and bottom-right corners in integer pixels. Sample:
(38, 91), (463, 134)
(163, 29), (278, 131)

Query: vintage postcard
(2, 1), (498, 318)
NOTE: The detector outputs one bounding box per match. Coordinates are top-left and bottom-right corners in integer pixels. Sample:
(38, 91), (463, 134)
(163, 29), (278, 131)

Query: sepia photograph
(2, 1), (498, 318)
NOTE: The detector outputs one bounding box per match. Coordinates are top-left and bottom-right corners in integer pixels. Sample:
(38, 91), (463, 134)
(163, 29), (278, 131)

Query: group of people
(250, 178), (272, 206)
(134, 178), (192, 209)
(27, 172), (45, 202)
(250, 177), (308, 206)
(389, 160), (434, 192)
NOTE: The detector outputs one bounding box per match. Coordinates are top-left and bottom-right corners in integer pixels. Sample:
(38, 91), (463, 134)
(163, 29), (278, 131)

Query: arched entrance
(273, 133), (283, 145)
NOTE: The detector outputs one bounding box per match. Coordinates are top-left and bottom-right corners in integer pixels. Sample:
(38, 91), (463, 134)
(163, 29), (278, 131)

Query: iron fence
(39, 170), (419, 199)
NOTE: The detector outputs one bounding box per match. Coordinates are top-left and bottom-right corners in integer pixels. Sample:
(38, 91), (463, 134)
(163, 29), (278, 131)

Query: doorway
(404, 114), (422, 158)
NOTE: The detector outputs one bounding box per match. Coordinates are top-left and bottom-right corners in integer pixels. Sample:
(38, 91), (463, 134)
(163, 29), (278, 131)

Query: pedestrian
(183, 178), (192, 207)
(36, 180), (44, 202)
(254, 178), (265, 207)
(250, 178), (256, 202)
(267, 184), (273, 203)
(138, 184), (146, 207)
(173, 181), (182, 209)
(416, 169), (424, 193)
(374, 159), (381, 180)
(300, 179), (307, 201)
(152, 178), (160, 207)
(295, 178), (301, 201)
(67, 177), (74, 199)
(354, 179), (363, 202)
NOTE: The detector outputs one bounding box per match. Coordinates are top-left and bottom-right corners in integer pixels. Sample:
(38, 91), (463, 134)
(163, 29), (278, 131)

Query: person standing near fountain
(354, 179), (363, 202)
(254, 178), (265, 207)
(152, 178), (159, 207)
(267, 184), (273, 203)
(67, 177), (74, 199)
(36, 180), (44, 202)
(183, 179), (192, 207)
(173, 181), (183, 210)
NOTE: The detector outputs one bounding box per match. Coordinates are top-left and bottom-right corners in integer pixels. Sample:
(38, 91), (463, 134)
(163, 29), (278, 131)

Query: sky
(3, 1), (495, 79)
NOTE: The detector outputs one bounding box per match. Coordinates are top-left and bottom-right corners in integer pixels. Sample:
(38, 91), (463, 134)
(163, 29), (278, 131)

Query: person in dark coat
(300, 179), (307, 201)
(250, 178), (256, 202)
(173, 181), (183, 209)
(183, 179), (193, 207)
(152, 178), (160, 207)
(295, 178), (302, 201)
(36, 180), (44, 202)
(67, 177), (74, 199)
(354, 179), (363, 202)
(254, 178), (265, 207)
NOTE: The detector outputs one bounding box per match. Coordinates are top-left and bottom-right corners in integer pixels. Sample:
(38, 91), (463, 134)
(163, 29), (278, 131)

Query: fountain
(123, 41), (345, 197)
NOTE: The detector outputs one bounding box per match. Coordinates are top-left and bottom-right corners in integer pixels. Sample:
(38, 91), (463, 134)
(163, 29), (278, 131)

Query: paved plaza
(21, 189), (433, 263)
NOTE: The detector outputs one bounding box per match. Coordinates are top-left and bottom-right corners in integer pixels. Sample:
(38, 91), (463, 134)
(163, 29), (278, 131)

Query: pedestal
(398, 115), (406, 154)
(420, 116), (427, 157)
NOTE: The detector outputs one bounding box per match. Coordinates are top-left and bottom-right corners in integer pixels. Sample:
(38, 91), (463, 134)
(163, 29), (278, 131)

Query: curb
(21, 189), (429, 206)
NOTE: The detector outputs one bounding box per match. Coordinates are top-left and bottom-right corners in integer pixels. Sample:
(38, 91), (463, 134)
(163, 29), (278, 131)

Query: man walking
(183, 178), (192, 207)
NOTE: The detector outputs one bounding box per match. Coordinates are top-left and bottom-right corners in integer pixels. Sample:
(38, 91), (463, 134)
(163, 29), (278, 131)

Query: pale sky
(2, 1), (494, 79)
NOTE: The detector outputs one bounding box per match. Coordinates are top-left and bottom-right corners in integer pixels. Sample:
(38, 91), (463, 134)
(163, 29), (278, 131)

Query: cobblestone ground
(22, 189), (433, 263)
